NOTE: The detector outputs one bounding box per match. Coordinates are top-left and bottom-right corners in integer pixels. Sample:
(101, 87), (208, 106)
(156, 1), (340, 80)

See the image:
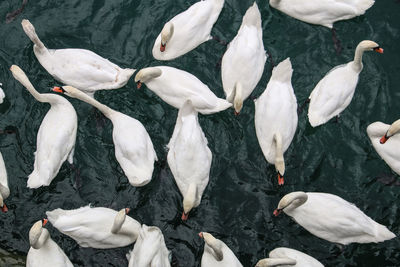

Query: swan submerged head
(160, 22), (174, 52)
(134, 67), (162, 89)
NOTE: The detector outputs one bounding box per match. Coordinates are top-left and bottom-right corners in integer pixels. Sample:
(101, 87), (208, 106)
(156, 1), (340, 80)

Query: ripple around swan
(0, 0), (399, 266)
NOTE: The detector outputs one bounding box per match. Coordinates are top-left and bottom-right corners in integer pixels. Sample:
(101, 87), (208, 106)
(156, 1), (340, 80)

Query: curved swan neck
(63, 86), (113, 118)
(21, 19), (46, 50)
(183, 183), (197, 214)
(161, 22), (174, 45)
(233, 82), (243, 114)
(274, 133), (285, 176)
(256, 258), (297, 267)
(203, 233), (224, 261)
(277, 192), (308, 211)
(10, 65), (47, 102)
(387, 119), (400, 137)
(31, 228), (50, 249)
(110, 209), (138, 239)
(353, 44), (365, 72)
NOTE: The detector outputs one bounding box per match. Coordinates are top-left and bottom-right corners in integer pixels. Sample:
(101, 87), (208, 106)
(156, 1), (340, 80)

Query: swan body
(46, 206), (141, 249)
(128, 225), (171, 267)
(135, 66), (231, 114)
(27, 220), (73, 267)
(273, 192), (396, 245)
(167, 100), (211, 220)
(152, 0), (224, 60)
(256, 247), (324, 267)
(21, 19), (135, 97)
(367, 120), (400, 176)
(308, 40), (383, 127)
(10, 65), (77, 189)
(0, 83), (5, 103)
(54, 86), (157, 186)
(200, 232), (243, 267)
(254, 58), (297, 185)
(0, 152), (9, 212)
(269, 0), (375, 28)
(221, 2), (266, 114)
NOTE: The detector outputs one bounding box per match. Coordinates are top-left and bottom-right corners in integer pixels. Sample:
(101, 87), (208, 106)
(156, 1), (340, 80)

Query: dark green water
(0, 0), (399, 266)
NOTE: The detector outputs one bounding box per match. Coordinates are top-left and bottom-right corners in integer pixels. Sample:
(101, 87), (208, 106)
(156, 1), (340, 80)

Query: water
(0, 0), (399, 266)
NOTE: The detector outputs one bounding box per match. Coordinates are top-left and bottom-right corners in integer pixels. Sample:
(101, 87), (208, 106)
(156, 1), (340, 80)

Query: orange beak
(273, 209), (282, 216)
(160, 43), (166, 52)
(42, 219), (48, 226)
(278, 173), (284, 186)
(136, 81), (142, 89)
(181, 212), (189, 221)
(1, 203), (8, 213)
(374, 47), (384, 54)
(52, 86), (64, 93)
(125, 208), (130, 214)
(234, 111), (240, 116)
(198, 232), (204, 238)
(380, 135), (389, 144)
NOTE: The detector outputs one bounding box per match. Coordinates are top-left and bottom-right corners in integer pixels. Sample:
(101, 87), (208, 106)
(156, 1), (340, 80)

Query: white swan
(167, 100), (211, 220)
(0, 152), (9, 213)
(53, 86), (157, 187)
(27, 219), (73, 267)
(221, 2), (266, 115)
(256, 247), (324, 267)
(46, 205), (141, 249)
(199, 232), (243, 267)
(269, 0), (375, 29)
(254, 58), (297, 185)
(152, 0), (224, 60)
(367, 119), (400, 176)
(10, 65), (77, 189)
(135, 66), (231, 114)
(0, 83), (5, 103)
(273, 191), (396, 245)
(21, 19), (135, 97)
(128, 225), (171, 267)
(308, 40), (383, 127)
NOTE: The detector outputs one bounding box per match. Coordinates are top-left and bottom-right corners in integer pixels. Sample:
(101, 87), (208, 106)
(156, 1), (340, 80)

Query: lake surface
(0, 0), (399, 266)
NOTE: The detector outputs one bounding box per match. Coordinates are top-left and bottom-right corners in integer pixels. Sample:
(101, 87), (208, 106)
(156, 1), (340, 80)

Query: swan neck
(12, 73), (46, 102)
(353, 44), (365, 72)
(257, 258), (297, 266)
(0, 193), (3, 207)
(387, 119), (400, 137)
(233, 83), (243, 113)
(183, 183), (197, 214)
(274, 133), (283, 160)
(279, 192), (308, 211)
(72, 90), (113, 118)
(205, 238), (223, 261)
(31, 229), (50, 249)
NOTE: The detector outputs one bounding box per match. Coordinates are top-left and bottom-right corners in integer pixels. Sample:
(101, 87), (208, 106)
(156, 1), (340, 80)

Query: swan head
(53, 85), (83, 98)
(357, 40), (383, 53)
(380, 119), (400, 144)
(255, 258), (297, 267)
(111, 208), (129, 234)
(29, 219), (48, 249)
(160, 22), (174, 52)
(182, 184), (197, 221)
(199, 232), (224, 261)
(134, 67), (162, 89)
(273, 191), (308, 216)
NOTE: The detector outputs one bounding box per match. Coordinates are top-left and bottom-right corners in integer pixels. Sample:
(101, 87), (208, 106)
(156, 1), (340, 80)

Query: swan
(269, 0), (375, 29)
(0, 152), (9, 213)
(367, 119), (400, 176)
(221, 2), (266, 115)
(273, 191), (396, 245)
(308, 40), (383, 127)
(167, 100), (211, 220)
(26, 219), (73, 267)
(255, 247), (324, 267)
(0, 83), (5, 103)
(199, 232), (243, 267)
(46, 205), (141, 249)
(135, 66), (231, 114)
(152, 0), (224, 60)
(10, 65), (77, 189)
(254, 58), (297, 185)
(21, 19), (135, 97)
(128, 225), (171, 267)
(53, 85), (157, 187)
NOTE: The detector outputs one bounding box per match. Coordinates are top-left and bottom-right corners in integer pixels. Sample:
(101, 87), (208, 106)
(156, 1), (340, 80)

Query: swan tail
(271, 58), (293, 83)
(307, 111), (326, 128)
(374, 223), (396, 243)
(46, 208), (67, 224)
(355, 0), (375, 15)
(21, 19), (45, 50)
(27, 169), (51, 189)
(114, 68), (136, 88)
(242, 2), (262, 28)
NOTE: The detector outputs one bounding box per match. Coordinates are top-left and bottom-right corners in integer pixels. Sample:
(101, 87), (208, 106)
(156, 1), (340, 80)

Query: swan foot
(376, 174), (400, 186)
(1, 203), (8, 213)
(6, 0), (28, 24)
(297, 98), (310, 114)
(212, 36), (228, 46)
(278, 173), (284, 185)
(70, 164), (82, 190)
(335, 115), (340, 124)
(267, 50), (275, 67)
(170, 253), (180, 267)
(331, 28), (342, 55)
